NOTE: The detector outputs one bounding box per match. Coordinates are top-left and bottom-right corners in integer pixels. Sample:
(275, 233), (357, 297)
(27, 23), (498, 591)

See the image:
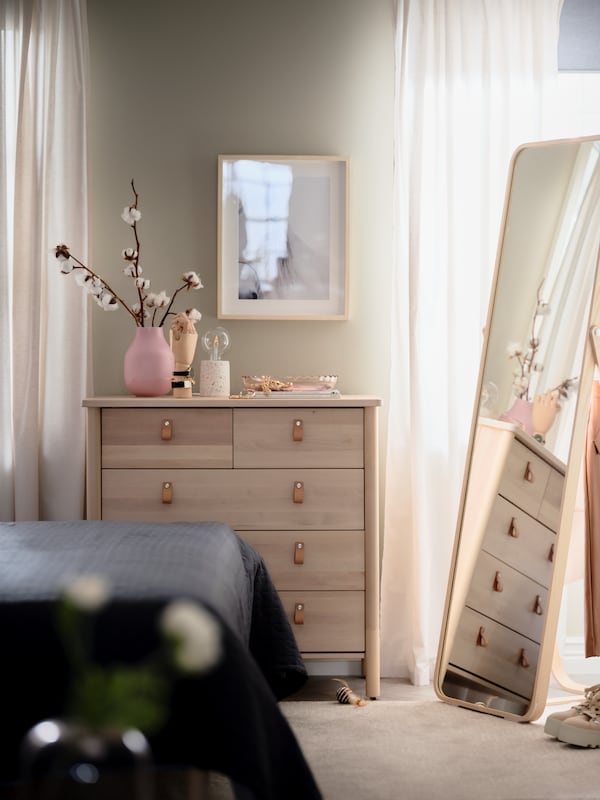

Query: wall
(86, 0), (395, 428)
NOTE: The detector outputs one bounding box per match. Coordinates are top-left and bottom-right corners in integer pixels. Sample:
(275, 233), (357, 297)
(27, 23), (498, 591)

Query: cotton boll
(160, 600), (222, 674)
(62, 575), (110, 612)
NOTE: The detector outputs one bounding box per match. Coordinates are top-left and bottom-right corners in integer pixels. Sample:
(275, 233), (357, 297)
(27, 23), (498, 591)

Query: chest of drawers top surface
(83, 395), (382, 408)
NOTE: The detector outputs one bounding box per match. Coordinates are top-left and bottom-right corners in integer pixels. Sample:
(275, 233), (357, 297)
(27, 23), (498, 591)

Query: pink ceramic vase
(124, 326), (175, 397)
(499, 397), (534, 435)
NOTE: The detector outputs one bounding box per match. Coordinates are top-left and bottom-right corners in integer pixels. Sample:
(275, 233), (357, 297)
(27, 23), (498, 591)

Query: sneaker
(544, 683), (600, 738)
(556, 686), (600, 747)
(544, 706), (584, 737)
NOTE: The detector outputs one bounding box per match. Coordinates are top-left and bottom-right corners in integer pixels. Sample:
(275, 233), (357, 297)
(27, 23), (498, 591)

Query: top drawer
(101, 408), (233, 468)
(233, 408), (364, 468)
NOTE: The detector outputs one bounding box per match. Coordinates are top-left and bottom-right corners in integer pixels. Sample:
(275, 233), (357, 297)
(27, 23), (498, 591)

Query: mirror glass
(435, 136), (600, 719)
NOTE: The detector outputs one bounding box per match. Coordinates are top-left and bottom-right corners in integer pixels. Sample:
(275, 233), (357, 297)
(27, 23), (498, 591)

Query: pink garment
(584, 381), (600, 657)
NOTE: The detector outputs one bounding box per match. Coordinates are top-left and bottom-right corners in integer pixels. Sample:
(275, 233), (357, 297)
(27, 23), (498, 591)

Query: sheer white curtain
(0, 0), (89, 521)
(381, 0), (564, 683)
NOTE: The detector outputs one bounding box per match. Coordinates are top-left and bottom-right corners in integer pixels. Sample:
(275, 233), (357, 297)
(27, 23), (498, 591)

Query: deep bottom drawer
(448, 607), (539, 700)
(278, 590), (365, 653)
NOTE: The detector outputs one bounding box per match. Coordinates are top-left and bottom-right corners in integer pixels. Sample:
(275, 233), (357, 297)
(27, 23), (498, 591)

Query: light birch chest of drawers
(83, 395), (381, 698)
(445, 420), (565, 707)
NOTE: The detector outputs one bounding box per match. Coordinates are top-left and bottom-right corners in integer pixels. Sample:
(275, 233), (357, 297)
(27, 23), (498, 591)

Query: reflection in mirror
(483, 140), (600, 459)
(435, 137), (600, 720)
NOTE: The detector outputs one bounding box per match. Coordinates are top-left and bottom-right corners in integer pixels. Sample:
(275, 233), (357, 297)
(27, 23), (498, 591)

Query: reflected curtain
(0, 0), (90, 521)
(381, 0), (563, 683)
(534, 144), (600, 460)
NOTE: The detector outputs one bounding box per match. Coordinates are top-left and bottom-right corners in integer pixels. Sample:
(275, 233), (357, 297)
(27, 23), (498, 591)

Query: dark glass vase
(20, 719), (154, 800)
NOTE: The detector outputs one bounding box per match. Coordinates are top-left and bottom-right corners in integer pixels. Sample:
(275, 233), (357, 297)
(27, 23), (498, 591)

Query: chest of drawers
(83, 395), (381, 697)
(446, 420), (564, 705)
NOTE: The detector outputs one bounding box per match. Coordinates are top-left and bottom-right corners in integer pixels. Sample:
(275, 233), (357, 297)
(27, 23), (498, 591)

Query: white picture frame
(217, 155), (348, 320)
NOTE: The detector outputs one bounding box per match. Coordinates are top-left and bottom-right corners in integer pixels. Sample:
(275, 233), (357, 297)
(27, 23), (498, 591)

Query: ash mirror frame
(433, 135), (600, 722)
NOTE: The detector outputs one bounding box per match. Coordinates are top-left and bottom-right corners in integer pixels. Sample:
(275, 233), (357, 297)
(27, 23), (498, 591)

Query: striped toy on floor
(333, 678), (368, 707)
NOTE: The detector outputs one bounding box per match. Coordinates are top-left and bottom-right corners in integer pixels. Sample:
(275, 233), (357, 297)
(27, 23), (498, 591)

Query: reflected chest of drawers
(83, 395), (381, 697)
(447, 420), (565, 705)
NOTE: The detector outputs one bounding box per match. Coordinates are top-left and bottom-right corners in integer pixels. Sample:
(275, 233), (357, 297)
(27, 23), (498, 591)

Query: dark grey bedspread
(0, 520), (320, 799)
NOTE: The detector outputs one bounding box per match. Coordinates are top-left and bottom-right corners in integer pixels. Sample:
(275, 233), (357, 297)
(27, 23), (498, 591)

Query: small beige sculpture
(170, 312), (199, 398)
(532, 390), (561, 439)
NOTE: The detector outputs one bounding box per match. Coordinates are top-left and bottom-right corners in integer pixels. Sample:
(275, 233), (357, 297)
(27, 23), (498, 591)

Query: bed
(0, 520), (322, 799)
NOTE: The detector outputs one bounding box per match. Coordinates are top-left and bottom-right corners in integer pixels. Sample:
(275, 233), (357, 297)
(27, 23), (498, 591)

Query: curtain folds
(0, 0), (90, 521)
(381, 0), (564, 683)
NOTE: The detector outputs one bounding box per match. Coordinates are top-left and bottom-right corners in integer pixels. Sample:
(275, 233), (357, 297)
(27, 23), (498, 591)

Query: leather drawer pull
(162, 481), (173, 504)
(519, 648), (530, 668)
(533, 594), (544, 615)
(292, 419), (304, 442)
(523, 461), (535, 483)
(508, 517), (519, 538)
(294, 541), (305, 565)
(477, 626), (488, 647)
(548, 542), (555, 562)
(293, 481), (305, 504)
(161, 418), (173, 440)
(294, 602), (305, 625)
(493, 571), (503, 592)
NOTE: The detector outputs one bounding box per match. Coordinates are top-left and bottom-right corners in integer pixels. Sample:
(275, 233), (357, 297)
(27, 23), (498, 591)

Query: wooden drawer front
(240, 531), (364, 590)
(449, 607), (539, 699)
(233, 408), (364, 468)
(101, 408), (233, 468)
(466, 551), (548, 643)
(497, 440), (550, 518)
(482, 495), (555, 588)
(102, 468), (364, 529)
(279, 590), (365, 652)
(538, 467), (564, 531)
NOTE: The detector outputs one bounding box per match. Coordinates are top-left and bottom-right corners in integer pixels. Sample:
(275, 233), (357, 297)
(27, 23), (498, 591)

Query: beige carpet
(280, 698), (600, 800)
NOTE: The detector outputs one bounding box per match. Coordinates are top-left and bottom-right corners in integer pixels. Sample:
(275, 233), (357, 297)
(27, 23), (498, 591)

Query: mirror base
(441, 669), (530, 716)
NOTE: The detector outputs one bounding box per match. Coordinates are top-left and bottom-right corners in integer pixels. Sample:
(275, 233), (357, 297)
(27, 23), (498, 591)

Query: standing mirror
(434, 135), (600, 721)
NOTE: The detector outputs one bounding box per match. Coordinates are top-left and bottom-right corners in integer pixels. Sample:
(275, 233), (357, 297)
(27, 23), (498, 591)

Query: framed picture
(218, 155), (348, 320)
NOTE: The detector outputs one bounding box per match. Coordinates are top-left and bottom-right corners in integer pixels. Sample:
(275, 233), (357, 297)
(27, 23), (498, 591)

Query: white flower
(98, 291), (118, 310)
(54, 182), (203, 329)
(159, 600), (222, 673)
(506, 342), (522, 357)
(74, 272), (91, 288)
(89, 277), (104, 296)
(121, 206), (142, 226)
(186, 308), (202, 322)
(513, 376), (529, 394)
(182, 271), (203, 289)
(54, 244), (72, 273)
(63, 575), (110, 612)
(146, 290), (170, 308)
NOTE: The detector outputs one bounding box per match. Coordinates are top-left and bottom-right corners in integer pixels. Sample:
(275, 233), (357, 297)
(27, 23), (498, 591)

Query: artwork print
(218, 156), (348, 320)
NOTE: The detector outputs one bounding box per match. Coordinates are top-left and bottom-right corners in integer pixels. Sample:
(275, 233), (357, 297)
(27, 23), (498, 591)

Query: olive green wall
(86, 0), (394, 387)
(86, 0), (394, 490)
